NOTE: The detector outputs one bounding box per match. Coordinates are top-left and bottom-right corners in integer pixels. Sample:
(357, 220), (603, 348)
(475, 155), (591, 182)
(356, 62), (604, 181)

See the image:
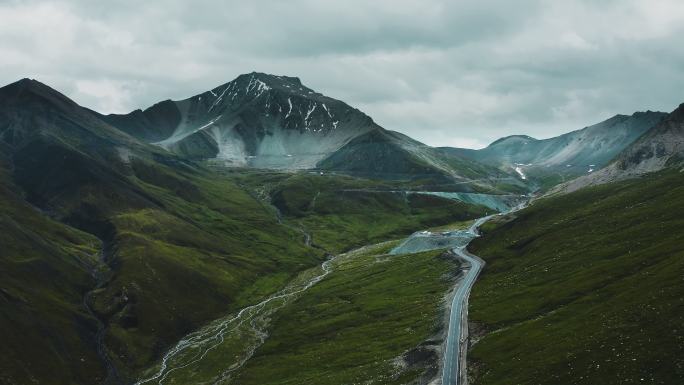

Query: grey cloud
(1, 0), (683, 148)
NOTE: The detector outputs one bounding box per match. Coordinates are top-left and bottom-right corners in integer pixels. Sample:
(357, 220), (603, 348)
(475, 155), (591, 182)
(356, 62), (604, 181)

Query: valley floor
(135, 240), (462, 384)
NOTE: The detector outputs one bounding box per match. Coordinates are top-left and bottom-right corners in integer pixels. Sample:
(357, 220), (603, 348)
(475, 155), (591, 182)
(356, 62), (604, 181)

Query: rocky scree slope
(552, 103), (684, 194)
(445, 111), (665, 180)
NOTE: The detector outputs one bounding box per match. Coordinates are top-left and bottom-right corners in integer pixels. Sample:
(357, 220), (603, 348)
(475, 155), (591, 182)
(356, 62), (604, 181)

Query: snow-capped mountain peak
(101, 72), (376, 168)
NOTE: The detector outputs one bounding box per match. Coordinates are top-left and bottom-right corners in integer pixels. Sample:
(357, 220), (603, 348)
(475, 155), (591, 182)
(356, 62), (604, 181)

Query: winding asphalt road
(441, 248), (483, 385)
(391, 214), (494, 385)
(442, 202), (529, 385)
(389, 199), (527, 385)
(441, 216), (490, 385)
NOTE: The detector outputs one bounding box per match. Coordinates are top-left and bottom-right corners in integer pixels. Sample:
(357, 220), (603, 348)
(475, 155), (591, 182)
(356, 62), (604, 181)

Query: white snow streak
(285, 98), (293, 118)
(305, 104), (316, 122)
(322, 103), (333, 119)
(514, 166), (527, 180)
(193, 116), (222, 134)
(246, 76), (271, 97)
(209, 84), (233, 111)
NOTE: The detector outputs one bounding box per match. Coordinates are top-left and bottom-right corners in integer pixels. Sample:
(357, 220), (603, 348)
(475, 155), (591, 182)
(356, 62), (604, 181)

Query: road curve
(441, 216), (491, 385)
(441, 247), (484, 385)
(389, 214), (494, 385)
(441, 202), (529, 385)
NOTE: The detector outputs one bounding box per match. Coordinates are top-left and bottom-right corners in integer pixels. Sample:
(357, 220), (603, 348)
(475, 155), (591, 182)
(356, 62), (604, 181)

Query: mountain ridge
(486, 134), (537, 147)
(84, 72), (519, 187)
(2, 75), (670, 190)
(551, 103), (684, 194)
(444, 110), (667, 184)
(98, 72), (380, 168)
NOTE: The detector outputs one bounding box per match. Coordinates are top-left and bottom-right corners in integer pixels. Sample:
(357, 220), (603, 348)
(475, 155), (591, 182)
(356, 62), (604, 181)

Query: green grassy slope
(232, 243), (459, 385)
(0, 79), (335, 381)
(0, 157), (105, 384)
(3, 141), (323, 382)
(467, 169), (684, 385)
(251, 172), (490, 253)
(2, 150), (490, 384)
(89, 160), (325, 378)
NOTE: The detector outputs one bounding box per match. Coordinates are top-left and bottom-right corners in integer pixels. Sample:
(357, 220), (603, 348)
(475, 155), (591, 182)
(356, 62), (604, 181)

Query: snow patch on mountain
(246, 76), (271, 98)
(305, 104), (316, 124)
(514, 166), (526, 180)
(286, 98), (293, 118)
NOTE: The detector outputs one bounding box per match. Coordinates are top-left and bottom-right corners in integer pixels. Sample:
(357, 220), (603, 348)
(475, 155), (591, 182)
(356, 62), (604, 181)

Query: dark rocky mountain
(554, 103), (684, 194)
(97, 99), (182, 143)
(445, 111), (666, 181)
(1, 78), (145, 154)
(100, 72), (379, 168)
(0, 78), (171, 231)
(99, 72), (511, 184)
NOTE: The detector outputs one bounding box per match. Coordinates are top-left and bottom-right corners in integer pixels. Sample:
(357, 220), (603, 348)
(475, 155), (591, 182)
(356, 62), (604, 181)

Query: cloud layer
(2, 0), (684, 148)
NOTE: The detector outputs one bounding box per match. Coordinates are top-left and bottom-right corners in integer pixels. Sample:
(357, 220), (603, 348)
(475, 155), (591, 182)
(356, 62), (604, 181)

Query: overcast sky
(2, 0), (684, 148)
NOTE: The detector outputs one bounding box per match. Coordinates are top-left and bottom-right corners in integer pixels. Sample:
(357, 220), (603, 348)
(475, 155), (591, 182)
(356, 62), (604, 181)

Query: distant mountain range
(552, 103), (684, 194)
(1, 73), (679, 193)
(447, 111), (666, 183)
(93, 72), (510, 184)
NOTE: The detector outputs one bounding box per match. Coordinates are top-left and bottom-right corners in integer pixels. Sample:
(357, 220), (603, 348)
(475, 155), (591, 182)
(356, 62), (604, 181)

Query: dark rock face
(0, 78), (170, 235)
(99, 100), (182, 143)
(102, 72), (380, 169)
(614, 104), (684, 172)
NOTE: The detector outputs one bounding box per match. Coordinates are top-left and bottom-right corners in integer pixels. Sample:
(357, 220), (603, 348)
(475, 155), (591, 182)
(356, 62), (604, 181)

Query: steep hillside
(557, 103), (684, 193)
(318, 128), (508, 182)
(468, 169), (684, 385)
(0, 79), (324, 383)
(96, 99), (182, 143)
(0, 78), (165, 234)
(318, 129), (438, 177)
(0, 78), (152, 163)
(0, 154), (106, 385)
(446, 111), (665, 185)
